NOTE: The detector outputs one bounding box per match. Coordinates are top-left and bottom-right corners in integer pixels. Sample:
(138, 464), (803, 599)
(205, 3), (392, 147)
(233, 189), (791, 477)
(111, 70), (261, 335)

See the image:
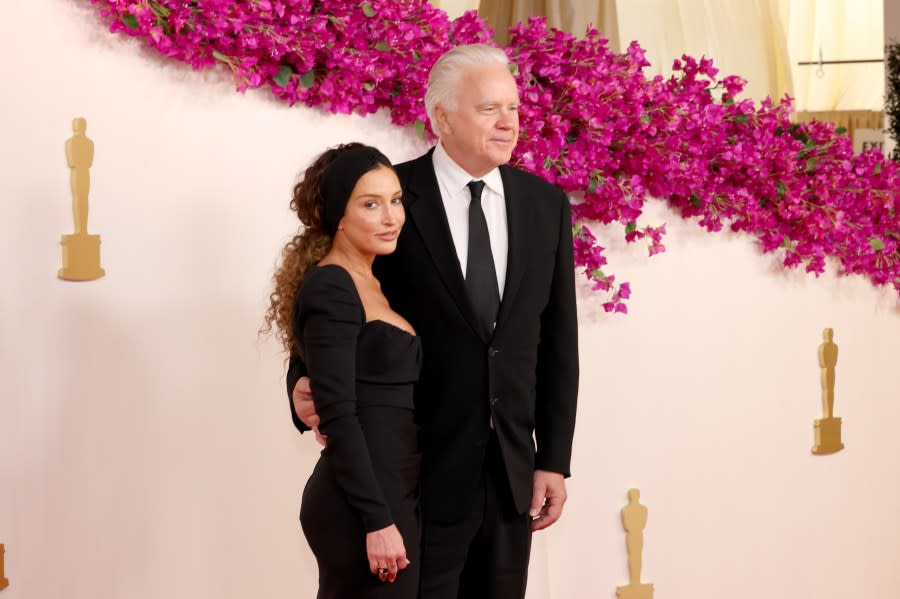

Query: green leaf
(835, 126), (848, 135)
(374, 40), (391, 52)
(543, 157), (554, 170)
(870, 237), (885, 251)
(723, 97), (735, 105)
(625, 221), (637, 234)
(363, 81), (375, 91)
(776, 181), (787, 199)
(212, 50), (232, 64)
(689, 193), (702, 208)
(874, 162), (883, 174)
(299, 69), (316, 88)
(588, 178), (599, 193)
(507, 63), (519, 76)
(362, 2), (376, 17)
(789, 124), (809, 143)
(805, 157), (818, 172)
(590, 269), (607, 280)
(412, 51), (421, 63)
(149, 2), (170, 18)
(734, 114), (749, 124)
(414, 119), (426, 139)
(121, 13), (139, 30)
(565, 133), (577, 144)
(273, 65), (293, 87)
(781, 235), (792, 248)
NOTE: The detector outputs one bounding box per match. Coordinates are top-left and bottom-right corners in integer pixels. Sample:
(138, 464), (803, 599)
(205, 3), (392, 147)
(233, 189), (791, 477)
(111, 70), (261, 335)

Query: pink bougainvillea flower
(91, 1), (900, 310)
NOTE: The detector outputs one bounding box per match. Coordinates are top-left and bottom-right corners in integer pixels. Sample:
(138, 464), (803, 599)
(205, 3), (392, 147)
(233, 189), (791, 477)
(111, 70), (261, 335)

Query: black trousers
(419, 433), (533, 599)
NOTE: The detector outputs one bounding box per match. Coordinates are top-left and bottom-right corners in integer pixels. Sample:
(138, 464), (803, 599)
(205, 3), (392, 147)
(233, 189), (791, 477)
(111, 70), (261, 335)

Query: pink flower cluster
(92, 1), (900, 312)
(95, 0), (489, 124)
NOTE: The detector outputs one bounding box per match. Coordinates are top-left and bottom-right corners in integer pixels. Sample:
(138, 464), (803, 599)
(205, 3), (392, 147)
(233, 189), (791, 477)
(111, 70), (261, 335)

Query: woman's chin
(373, 241), (399, 255)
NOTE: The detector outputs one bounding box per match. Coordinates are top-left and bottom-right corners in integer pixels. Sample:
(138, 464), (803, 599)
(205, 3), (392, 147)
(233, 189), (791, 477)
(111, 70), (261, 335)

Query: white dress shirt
(431, 142), (508, 298)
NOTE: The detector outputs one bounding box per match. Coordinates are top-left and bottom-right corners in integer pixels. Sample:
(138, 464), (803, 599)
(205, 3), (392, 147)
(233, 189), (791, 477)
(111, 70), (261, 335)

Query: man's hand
(292, 376), (326, 447)
(529, 470), (567, 532)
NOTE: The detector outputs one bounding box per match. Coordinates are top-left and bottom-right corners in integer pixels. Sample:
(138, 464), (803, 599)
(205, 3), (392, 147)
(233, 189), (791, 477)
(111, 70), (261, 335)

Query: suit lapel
(404, 151), (484, 340)
(496, 165), (528, 332)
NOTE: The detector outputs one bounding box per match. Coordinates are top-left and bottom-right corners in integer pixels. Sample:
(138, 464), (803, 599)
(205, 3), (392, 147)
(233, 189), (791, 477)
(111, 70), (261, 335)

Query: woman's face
(337, 165), (405, 256)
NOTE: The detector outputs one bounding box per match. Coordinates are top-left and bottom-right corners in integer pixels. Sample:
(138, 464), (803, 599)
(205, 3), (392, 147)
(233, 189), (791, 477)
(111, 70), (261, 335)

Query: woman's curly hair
(262, 143), (369, 356)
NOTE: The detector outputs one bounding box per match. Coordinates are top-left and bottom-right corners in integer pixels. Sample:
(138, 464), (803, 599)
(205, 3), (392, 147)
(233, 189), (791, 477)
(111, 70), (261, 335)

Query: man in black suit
(288, 44), (579, 599)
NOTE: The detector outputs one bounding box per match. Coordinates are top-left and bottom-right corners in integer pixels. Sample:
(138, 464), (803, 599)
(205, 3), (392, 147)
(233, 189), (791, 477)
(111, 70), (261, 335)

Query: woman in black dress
(264, 144), (421, 597)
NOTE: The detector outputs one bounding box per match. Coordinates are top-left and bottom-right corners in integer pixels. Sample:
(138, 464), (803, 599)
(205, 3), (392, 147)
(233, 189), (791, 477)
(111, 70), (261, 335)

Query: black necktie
(465, 180), (500, 338)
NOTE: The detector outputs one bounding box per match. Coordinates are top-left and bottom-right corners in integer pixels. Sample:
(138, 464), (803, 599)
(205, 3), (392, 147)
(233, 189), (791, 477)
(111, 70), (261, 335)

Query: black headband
(320, 146), (392, 235)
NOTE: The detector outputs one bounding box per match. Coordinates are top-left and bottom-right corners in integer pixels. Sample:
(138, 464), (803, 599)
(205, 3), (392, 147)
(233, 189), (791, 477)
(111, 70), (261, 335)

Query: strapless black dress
(294, 265), (422, 599)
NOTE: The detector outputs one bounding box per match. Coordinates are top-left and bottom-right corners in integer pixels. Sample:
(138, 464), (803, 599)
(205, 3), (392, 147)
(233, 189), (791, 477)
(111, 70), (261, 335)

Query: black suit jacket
(288, 148), (579, 522)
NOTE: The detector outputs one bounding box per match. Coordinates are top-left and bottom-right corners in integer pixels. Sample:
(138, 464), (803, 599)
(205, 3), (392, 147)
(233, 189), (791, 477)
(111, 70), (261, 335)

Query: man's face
(435, 63), (520, 178)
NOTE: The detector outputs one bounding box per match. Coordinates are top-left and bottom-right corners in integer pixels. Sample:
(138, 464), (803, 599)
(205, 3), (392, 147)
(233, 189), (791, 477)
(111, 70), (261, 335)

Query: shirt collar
(433, 142), (504, 199)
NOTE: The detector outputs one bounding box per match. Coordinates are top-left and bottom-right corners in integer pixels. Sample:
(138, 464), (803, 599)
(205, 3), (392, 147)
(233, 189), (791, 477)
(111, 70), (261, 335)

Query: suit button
(488, 347), (498, 357)
(490, 396), (499, 405)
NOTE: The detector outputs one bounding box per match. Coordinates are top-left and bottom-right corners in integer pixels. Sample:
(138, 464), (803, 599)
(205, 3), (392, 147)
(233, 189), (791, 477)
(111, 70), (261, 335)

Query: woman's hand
(293, 376), (327, 446)
(366, 524), (410, 583)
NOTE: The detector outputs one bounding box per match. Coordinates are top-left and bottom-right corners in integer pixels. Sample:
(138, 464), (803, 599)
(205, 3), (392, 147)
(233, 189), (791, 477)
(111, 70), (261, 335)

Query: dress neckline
(312, 264), (418, 337)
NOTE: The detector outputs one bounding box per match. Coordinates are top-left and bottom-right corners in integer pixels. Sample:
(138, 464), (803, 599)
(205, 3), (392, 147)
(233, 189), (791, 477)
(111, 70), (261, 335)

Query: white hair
(424, 44), (511, 129)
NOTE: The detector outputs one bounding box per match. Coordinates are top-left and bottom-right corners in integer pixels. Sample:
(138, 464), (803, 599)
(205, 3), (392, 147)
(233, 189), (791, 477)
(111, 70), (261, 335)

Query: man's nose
(497, 110), (516, 129)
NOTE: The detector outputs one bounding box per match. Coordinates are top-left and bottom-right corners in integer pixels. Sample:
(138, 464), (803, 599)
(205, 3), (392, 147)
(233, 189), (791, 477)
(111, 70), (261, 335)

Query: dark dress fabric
(294, 264), (422, 599)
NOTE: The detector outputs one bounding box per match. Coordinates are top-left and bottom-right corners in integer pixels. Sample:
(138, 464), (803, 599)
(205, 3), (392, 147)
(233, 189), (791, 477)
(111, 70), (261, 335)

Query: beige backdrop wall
(2, 2), (899, 598)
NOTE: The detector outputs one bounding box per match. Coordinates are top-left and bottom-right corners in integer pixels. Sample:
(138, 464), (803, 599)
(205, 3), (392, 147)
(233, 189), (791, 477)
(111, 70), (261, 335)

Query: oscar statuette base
(812, 417), (844, 455)
(58, 233), (105, 281)
(1, 543), (9, 591)
(616, 583), (653, 599)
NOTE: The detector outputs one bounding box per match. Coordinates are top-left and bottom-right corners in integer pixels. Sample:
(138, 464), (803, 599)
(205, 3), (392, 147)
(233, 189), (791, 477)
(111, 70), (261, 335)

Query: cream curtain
(476, 0), (883, 110)
(785, 0), (884, 110)
(613, 0), (793, 103)
(479, 0), (619, 50)
(479, 0), (792, 101)
(432, 0), (480, 21)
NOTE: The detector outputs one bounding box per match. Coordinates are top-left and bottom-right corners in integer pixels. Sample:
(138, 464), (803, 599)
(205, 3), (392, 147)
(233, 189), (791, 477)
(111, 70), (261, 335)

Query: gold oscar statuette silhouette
(616, 489), (653, 599)
(58, 117), (105, 281)
(0, 543), (8, 591)
(812, 328), (844, 455)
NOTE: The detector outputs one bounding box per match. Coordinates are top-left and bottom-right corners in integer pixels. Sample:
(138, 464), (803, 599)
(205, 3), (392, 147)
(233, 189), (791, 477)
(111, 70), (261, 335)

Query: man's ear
(434, 104), (452, 137)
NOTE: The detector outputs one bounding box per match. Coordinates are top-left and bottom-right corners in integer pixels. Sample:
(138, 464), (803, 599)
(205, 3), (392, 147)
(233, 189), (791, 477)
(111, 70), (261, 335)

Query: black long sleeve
(294, 266), (394, 532)
(286, 354), (310, 433)
(534, 190), (580, 476)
